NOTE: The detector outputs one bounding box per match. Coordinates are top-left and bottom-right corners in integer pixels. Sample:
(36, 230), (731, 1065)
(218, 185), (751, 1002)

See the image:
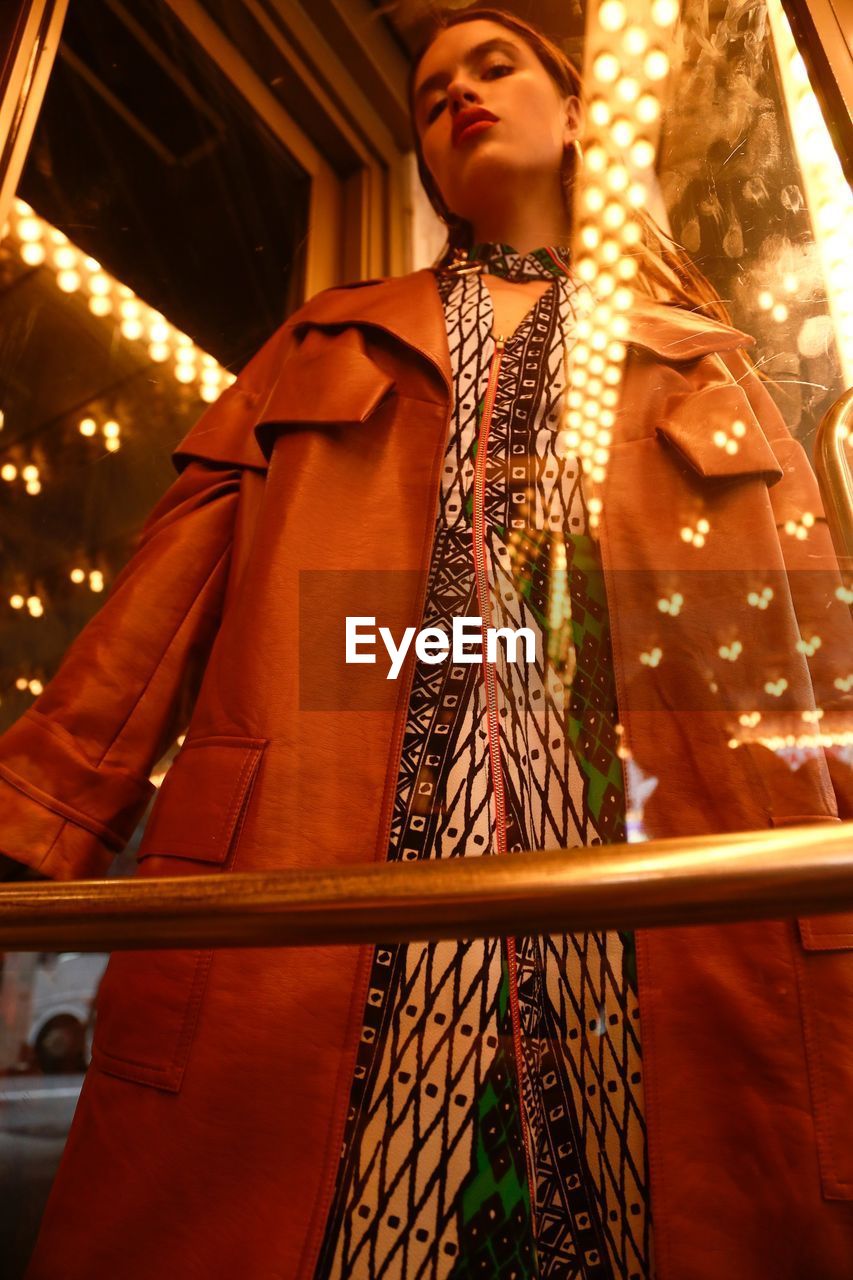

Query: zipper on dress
(471, 333), (539, 1233)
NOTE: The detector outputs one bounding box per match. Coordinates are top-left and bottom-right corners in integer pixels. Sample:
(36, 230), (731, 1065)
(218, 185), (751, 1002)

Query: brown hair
(408, 5), (758, 351)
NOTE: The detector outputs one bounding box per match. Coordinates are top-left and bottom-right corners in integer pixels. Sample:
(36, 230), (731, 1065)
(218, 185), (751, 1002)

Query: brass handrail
(0, 821), (852, 951)
(815, 385), (853, 571)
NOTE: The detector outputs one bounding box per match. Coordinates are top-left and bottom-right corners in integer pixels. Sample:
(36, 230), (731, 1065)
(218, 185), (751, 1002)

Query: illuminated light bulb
(567, 409), (584, 428)
(630, 139), (656, 168)
(606, 164), (630, 192)
(105, 437), (121, 453)
(577, 255), (597, 281)
(772, 303), (789, 322)
(116, 284), (133, 299)
(48, 227), (68, 245)
(593, 446), (609, 464)
(17, 218), (42, 242)
(56, 269), (81, 293)
(611, 315), (630, 339)
(20, 242), (46, 266)
(644, 49), (670, 80)
(14, 198), (34, 216)
(83, 256), (101, 272)
(623, 24), (649, 55)
(69, 568), (85, 583)
(585, 143), (608, 172)
(783, 274), (797, 293)
(731, 420), (747, 438)
(26, 595), (40, 610)
(1, 463), (16, 481)
(592, 465), (607, 483)
(149, 342), (170, 362)
(597, 428), (613, 446)
(598, 0), (627, 31)
(613, 286), (633, 310)
(28, 679), (43, 694)
(603, 202), (627, 229)
(589, 97), (611, 127)
(589, 354), (606, 374)
(591, 331), (608, 351)
(89, 571), (104, 592)
(149, 321), (170, 343)
(616, 77), (640, 103)
(758, 290), (774, 309)
(598, 409), (616, 428)
(201, 367), (222, 386)
(121, 318), (143, 342)
(606, 341), (626, 361)
(21, 464), (38, 481)
(25, 479), (41, 494)
(601, 390), (620, 408)
(200, 353), (218, 369)
(175, 345), (196, 363)
(88, 273), (110, 295)
(580, 224), (601, 250)
(79, 417), (97, 436)
(223, 372), (237, 387)
(611, 117), (635, 147)
(600, 237), (620, 264)
(620, 219), (642, 246)
(28, 601), (43, 617)
(680, 526), (693, 542)
(175, 332), (193, 348)
(597, 271), (616, 296)
(120, 299), (140, 319)
(102, 420), (120, 438)
(593, 52), (621, 83)
(584, 184), (604, 213)
(604, 367), (622, 386)
(635, 93), (661, 124)
(174, 364), (197, 385)
(651, 0), (679, 25)
(627, 182), (646, 208)
(88, 295), (112, 319)
(200, 384), (220, 404)
(53, 246), (77, 270)
(15, 677), (28, 690)
(9, 594), (24, 608)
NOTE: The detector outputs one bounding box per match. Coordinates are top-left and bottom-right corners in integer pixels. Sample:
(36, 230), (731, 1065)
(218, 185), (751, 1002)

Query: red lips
(452, 107), (499, 146)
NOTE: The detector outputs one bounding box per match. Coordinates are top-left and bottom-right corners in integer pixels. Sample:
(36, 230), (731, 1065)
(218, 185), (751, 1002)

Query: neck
(469, 171), (572, 254)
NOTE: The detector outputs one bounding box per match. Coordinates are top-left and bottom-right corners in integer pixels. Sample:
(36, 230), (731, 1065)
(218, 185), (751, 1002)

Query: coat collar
(295, 267), (756, 398)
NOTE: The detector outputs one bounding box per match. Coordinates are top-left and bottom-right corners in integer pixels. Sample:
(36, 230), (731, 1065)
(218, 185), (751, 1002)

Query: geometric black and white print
(313, 243), (654, 1280)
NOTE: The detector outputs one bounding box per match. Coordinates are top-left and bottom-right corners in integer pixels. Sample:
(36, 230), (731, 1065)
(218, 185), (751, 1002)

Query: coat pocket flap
(798, 912), (853, 951)
(137, 735), (267, 865)
(657, 382), (784, 482)
(253, 339), (396, 462)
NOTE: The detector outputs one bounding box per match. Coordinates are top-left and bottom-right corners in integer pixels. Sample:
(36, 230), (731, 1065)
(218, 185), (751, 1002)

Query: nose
(447, 79), (480, 116)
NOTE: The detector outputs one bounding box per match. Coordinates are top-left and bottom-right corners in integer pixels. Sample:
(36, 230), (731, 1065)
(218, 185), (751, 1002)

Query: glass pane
(0, 1), (309, 1273)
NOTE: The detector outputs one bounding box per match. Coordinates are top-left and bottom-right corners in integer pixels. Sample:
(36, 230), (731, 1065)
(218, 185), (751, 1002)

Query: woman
(1, 7), (850, 1280)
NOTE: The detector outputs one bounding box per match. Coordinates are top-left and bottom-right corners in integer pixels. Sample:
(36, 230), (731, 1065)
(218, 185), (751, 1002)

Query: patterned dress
(314, 242), (654, 1280)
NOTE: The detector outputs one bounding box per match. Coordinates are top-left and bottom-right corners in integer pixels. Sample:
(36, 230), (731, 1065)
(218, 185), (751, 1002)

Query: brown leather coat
(1, 267), (852, 1279)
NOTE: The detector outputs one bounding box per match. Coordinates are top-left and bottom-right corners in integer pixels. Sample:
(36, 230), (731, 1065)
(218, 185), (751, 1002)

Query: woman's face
(412, 19), (582, 225)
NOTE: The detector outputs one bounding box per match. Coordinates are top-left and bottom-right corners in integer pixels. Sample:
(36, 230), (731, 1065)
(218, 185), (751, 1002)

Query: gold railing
(1, 821), (852, 952)
(815, 386), (853, 570)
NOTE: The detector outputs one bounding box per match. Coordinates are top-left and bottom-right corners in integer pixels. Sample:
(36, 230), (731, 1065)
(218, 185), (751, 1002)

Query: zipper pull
(494, 334), (506, 351)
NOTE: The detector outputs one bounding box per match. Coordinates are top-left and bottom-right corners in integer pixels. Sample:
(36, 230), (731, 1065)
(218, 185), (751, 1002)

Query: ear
(562, 93), (584, 144)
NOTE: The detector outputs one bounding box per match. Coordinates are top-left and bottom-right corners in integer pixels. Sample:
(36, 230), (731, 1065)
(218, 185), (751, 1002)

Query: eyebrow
(413, 37), (521, 111)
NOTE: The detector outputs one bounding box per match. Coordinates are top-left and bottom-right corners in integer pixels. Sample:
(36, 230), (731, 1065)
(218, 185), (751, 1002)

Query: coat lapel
(298, 267), (757, 385)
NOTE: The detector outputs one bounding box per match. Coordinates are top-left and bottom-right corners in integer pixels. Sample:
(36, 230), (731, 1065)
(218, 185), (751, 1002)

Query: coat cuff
(0, 709), (155, 879)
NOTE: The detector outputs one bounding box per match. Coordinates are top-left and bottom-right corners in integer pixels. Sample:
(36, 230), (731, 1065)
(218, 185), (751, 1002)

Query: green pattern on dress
(449, 951), (539, 1279)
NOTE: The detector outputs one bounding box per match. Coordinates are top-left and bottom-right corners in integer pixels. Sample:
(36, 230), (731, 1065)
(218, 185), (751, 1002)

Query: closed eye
(424, 63), (514, 125)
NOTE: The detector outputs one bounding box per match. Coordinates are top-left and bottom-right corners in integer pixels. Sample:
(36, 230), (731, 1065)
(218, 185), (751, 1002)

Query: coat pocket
(89, 735), (267, 1092)
(794, 911), (853, 1199)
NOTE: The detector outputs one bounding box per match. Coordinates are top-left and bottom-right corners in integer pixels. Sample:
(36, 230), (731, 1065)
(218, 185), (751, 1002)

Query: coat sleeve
(0, 320), (298, 882)
(721, 348), (853, 818)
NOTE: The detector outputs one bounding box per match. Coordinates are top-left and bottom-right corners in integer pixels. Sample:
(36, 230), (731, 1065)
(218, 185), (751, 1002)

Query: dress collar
(453, 241), (574, 281)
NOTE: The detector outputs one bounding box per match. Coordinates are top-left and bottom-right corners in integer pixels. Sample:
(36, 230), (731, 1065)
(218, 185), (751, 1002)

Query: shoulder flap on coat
(170, 273), (760, 474)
